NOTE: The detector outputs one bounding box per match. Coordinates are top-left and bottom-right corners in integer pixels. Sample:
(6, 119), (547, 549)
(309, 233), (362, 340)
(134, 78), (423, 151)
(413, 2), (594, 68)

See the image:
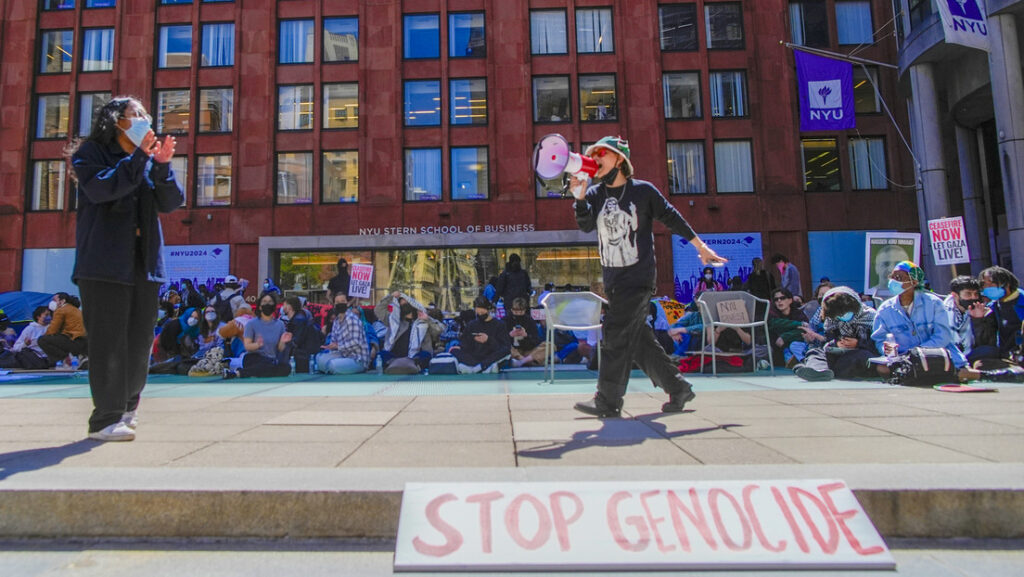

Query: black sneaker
(573, 397), (622, 418)
(983, 367), (1024, 383)
(662, 390), (696, 413)
(221, 368), (238, 380)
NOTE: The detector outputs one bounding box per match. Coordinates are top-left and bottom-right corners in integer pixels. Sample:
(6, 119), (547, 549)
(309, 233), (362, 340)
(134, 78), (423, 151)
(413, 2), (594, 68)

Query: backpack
(888, 347), (958, 387)
(212, 290), (243, 323)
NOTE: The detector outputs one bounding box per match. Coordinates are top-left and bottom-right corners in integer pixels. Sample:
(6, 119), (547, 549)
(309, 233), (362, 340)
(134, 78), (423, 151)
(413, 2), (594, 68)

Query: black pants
(239, 351), (292, 378)
(0, 349), (48, 370)
(799, 347), (874, 379)
(38, 334), (88, 366)
(78, 267), (160, 433)
(597, 287), (691, 406)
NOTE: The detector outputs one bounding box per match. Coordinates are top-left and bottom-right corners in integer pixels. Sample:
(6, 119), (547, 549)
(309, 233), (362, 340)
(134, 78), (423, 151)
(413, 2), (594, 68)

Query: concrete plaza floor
(1, 368), (1023, 575)
(0, 368), (1021, 470)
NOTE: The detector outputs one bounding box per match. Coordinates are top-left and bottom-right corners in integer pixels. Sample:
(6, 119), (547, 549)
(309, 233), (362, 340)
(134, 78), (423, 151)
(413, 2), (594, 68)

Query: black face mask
(335, 303), (348, 314)
(260, 303), (276, 317)
(477, 313), (489, 322)
(959, 298), (979, 310)
(600, 165), (620, 186)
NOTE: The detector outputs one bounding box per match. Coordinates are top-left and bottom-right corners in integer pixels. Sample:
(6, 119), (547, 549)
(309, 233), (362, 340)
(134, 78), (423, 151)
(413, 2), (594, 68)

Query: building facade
(0, 0), (918, 309)
(895, 0), (1024, 288)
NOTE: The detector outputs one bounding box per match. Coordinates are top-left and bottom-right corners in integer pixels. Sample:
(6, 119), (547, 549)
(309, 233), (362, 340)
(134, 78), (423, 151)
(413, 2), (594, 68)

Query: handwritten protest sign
(348, 263), (374, 299)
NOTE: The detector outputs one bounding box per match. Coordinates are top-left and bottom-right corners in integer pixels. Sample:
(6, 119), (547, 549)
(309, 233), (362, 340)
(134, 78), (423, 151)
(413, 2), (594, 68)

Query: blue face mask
(888, 278), (908, 296)
(122, 116), (152, 148)
(836, 311), (855, 322)
(982, 286), (1006, 301)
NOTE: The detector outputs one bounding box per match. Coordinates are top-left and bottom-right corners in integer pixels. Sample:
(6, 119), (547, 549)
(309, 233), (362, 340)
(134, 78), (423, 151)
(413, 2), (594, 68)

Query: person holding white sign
(568, 136), (725, 418)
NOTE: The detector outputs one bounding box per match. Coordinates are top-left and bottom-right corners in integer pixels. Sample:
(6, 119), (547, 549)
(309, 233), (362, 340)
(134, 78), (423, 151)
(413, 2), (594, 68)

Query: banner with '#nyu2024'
(796, 50), (854, 132)
(936, 0), (990, 51)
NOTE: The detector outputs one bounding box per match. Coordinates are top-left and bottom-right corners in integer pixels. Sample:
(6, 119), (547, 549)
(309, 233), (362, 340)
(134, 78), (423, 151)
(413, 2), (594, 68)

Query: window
(576, 8), (613, 53)
(81, 29), (114, 71)
(40, 30), (73, 74)
(836, 1), (873, 45)
(43, 1), (75, 10)
(162, 0), (193, 4)
(709, 70), (747, 117)
(323, 151), (358, 203)
(156, 89), (190, 134)
(31, 161), (66, 211)
(199, 88), (233, 132)
(849, 137), (887, 190)
(85, 0), (116, 7)
(714, 140), (754, 193)
(201, 22), (235, 67)
(908, 0), (934, 30)
(579, 75), (617, 122)
(405, 148), (442, 201)
(451, 147), (489, 200)
(404, 14), (440, 59)
(36, 94), (70, 139)
(801, 138), (841, 192)
(323, 83), (358, 129)
(663, 72), (701, 119)
(667, 142), (706, 195)
(158, 26), (192, 68)
(450, 78), (487, 125)
(705, 3), (744, 49)
(449, 12), (485, 58)
(324, 17), (358, 62)
(404, 80), (441, 127)
(530, 10), (567, 55)
(170, 157), (188, 204)
(659, 4), (698, 51)
(853, 66), (880, 113)
(789, 1), (829, 47)
(276, 152), (313, 205)
(278, 85), (314, 130)
(279, 19), (315, 64)
(533, 76), (570, 122)
(196, 155), (231, 206)
(78, 92), (110, 136)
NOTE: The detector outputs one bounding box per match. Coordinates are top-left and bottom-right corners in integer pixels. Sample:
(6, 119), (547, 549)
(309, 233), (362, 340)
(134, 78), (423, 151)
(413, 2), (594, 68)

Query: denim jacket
(871, 290), (967, 368)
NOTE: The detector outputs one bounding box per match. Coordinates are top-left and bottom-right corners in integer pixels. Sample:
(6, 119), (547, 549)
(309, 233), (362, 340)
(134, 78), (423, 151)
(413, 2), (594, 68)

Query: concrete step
(2, 464), (1022, 540)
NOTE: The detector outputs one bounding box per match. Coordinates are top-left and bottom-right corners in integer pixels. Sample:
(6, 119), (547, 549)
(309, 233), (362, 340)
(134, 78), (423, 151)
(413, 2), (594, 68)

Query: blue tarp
(0, 291), (53, 323)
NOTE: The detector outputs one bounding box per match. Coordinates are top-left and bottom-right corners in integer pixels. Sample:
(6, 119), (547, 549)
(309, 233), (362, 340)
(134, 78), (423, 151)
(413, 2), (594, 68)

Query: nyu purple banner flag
(796, 50), (855, 131)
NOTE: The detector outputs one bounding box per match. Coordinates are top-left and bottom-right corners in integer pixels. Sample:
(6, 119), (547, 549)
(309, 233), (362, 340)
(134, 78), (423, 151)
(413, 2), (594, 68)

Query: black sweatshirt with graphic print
(574, 178), (697, 294)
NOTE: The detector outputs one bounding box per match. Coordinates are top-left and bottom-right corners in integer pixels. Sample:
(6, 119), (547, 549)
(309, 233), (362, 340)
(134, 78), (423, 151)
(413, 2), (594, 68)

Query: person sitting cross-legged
(223, 292), (292, 379)
(451, 296), (511, 373)
(316, 294), (369, 374)
(506, 297), (546, 367)
(793, 287), (878, 381)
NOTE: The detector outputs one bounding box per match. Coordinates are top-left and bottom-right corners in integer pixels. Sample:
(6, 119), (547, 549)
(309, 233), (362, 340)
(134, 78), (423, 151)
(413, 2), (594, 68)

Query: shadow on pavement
(516, 414), (743, 460)
(0, 440), (97, 481)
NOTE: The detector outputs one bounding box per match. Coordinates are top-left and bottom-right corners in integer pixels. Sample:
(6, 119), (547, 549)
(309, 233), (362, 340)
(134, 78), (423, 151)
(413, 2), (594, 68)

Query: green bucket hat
(586, 136), (633, 174)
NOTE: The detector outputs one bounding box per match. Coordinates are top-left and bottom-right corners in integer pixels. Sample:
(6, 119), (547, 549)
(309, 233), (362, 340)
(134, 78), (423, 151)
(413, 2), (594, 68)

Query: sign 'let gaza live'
(394, 480), (894, 572)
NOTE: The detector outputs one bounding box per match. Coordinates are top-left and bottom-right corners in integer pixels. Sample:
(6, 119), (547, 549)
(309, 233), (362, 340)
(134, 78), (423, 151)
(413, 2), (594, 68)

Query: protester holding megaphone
(556, 135), (726, 419)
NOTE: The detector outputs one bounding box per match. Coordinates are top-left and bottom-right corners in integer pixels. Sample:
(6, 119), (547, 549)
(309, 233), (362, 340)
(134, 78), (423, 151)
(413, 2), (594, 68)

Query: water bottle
(884, 333), (897, 358)
(70, 356), (79, 371)
(55, 360), (64, 370)
(376, 354), (383, 375)
(289, 357), (296, 375)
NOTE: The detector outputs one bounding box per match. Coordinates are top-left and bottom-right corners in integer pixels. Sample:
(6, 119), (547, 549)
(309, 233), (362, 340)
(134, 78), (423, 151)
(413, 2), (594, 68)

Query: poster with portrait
(863, 233), (920, 297)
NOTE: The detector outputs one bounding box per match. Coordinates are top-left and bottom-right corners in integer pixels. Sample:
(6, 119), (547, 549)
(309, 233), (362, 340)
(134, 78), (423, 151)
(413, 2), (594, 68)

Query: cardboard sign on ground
(395, 480), (894, 572)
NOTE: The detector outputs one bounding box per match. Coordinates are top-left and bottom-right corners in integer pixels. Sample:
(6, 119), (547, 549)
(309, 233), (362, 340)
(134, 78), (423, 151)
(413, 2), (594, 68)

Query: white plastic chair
(540, 292), (607, 383)
(696, 291), (774, 376)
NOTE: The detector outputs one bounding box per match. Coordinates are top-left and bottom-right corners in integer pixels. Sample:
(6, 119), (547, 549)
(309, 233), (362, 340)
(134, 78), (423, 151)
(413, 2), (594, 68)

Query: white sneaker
(457, 362), (482, 374)
(88, 421), (136, 442)
(122, 410), (138, 429)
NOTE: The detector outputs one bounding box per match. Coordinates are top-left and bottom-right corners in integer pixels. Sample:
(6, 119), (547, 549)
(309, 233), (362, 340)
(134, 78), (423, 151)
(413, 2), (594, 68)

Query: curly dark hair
(64, 96), (145, 164)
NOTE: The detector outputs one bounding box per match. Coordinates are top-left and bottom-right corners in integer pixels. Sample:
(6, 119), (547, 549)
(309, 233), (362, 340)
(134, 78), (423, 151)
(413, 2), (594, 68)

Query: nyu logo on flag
(937, 0), (989, 51)
(795, 51), (854, 131)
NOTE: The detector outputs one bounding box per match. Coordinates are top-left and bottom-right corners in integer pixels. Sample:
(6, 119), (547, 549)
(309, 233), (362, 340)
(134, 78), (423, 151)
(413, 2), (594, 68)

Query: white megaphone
(533, 134), (599, 198)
